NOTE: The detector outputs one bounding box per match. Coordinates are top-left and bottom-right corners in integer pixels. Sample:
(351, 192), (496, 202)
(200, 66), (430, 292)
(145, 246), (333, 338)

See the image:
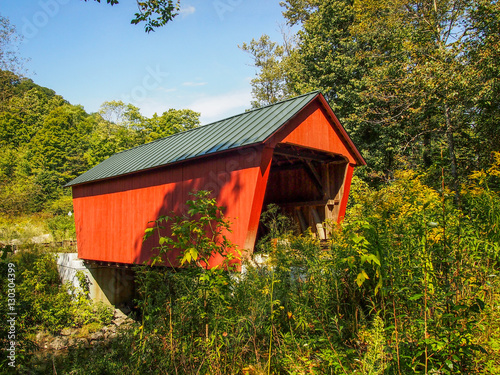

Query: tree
(240, 33), (296, 108)
(0, 15), (24, 73)
(84, 114), (128, 167)
(0, 87), (66, 147)
(98, 100), (144, 129)
(143, 108), (199, 143)
(84, 0), (181, 32)
(0, 146), (39, 214)
(467, 0), (500, 170)
(0, 16), (26, 110)
(87, 101), (200, 167)
(31, 105), (92, 185)
(247, 0), (500, 194)
(346, 0), (485, 199)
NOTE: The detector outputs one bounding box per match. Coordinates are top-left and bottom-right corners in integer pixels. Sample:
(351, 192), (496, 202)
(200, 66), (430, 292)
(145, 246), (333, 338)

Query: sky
(1, 0), (289, 124)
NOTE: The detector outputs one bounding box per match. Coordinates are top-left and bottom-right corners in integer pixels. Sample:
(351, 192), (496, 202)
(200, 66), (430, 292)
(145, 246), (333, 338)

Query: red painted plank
(73, 149), (264, 267)
(72, 97), (364, 267)
(337, 163), (355, 223)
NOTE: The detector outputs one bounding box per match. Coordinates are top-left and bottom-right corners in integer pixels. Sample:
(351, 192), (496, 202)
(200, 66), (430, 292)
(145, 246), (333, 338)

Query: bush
(5, 157), (500, 374)
(0, 247), (114, 371)
(128, 169), (500, 374)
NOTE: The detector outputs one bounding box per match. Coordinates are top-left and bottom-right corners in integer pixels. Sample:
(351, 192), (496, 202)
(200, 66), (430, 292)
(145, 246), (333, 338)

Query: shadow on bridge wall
(135, 145), (266, 268)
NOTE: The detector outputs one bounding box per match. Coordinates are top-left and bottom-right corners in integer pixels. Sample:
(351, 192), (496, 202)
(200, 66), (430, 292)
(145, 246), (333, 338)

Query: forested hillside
(0, 69), (199, 217)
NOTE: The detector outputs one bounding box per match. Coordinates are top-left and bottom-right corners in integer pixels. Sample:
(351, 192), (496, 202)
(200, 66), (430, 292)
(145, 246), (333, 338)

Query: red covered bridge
(66, 91), (365, 268)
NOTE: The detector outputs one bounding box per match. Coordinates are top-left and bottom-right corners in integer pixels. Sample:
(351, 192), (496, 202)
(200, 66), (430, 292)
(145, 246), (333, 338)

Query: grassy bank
(1, 158), (499, 374)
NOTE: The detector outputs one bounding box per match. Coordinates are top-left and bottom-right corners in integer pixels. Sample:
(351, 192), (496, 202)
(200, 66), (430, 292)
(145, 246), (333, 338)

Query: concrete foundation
(56, 253), (135, 306)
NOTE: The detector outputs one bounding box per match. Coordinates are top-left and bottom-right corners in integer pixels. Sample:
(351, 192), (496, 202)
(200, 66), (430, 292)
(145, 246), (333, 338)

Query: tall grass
(117, 160), (500, 374)
(6, 154), (500, 374)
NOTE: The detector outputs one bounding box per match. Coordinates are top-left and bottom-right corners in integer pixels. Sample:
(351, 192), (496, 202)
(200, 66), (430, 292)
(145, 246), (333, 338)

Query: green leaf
(356, 270), (369, 287)
(409, 294), (423, 301)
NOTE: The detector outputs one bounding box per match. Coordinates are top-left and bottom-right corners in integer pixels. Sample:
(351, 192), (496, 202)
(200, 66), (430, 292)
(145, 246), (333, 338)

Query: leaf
(189, 247), (198, 261)
(445, 360), (453, 370)
(409, 294), (423, 301)
(361, 253), (381, 266)
(182, 251), (192, 265)
(356, 270), (369, 287)
(475, 298), (485, 311)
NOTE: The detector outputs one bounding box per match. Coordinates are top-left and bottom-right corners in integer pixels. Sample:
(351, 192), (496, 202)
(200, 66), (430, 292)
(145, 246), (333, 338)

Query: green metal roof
(66, 91), (321, 187)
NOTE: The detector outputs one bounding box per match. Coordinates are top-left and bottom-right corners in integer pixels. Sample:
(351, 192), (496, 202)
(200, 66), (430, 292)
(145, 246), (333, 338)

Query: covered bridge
(66, 91), (365, 268)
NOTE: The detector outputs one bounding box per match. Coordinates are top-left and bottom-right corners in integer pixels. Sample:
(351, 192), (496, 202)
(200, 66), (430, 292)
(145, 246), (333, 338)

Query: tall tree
(240, 33), (295, 107)
(247, 0), (500, 192)
(348, 0), (484, 198)
(0, 16), (26, 110)
(31, 105), (92, 184)
(0, 15), (24, 73)
(98, 100), (144, 129)
(0, 87), (65, 147)
(143, 108), (199, 143)
(467, 0), (500, 170)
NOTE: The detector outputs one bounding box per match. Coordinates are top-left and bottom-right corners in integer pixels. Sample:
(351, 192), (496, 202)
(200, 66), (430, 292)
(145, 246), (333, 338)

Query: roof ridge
(201, 90), (321, 125)
(66, 91), (326, 186)
(111, 91), (321, 157)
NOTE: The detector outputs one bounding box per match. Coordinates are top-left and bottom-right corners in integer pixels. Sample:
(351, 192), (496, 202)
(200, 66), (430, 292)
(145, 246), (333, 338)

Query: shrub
(6, 157), (500, 374)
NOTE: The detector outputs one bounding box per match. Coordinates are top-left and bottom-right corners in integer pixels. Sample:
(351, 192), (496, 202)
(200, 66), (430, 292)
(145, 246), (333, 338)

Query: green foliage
(9, 166), (500, 373)
(133, 177), (498, 373)
(357, 316), (389, 375)
(46, 214), (75, 242)
(49, 194), (74, 216)
(257, 203), (295, 250)
(240, 34), (295, 107)
(16, 252), (73, 333)
(0, 16), (25, 75)
(246, 0), (500, 188)
(130, 0), (180, 32)
(144, 190), (238, 268)
(0, 71), (201, 216)
(85, 0), (180, 32)
(31, 105), (92, 182)
(0, 248), (113, 367)
(0, 215), (48, 244)
(143, 108), (200, 143)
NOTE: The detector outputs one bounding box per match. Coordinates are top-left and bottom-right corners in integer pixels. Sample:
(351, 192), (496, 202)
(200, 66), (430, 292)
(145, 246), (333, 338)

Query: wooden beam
(295, 208), (308, 233)
(310, 207), (326, 240)
(273, 148), (332, 163)
(280, 199), (338, 208)
(305, 160), (327, 197)
(270, 162), (305, 172)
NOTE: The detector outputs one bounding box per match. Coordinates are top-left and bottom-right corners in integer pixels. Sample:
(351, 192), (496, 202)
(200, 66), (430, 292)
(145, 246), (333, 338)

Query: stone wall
(56, 253), (135, 306)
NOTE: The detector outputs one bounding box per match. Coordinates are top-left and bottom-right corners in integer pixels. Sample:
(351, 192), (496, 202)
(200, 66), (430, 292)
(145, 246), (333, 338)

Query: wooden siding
(269, 100), (356, 162)
(71, 96), (362, 267)
(262, 98), (357, 229)
(73, 147), (268, 266)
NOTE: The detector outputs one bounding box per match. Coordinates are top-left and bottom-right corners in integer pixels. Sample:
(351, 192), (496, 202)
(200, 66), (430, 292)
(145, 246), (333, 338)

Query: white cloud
(188, 89), (252, 124)
(179, 5), (196, 17)
(123, 87), (253, 125)
(156, 86), (177, 93)
(182, 81), (208, 87)
(134, 98), (167, 117)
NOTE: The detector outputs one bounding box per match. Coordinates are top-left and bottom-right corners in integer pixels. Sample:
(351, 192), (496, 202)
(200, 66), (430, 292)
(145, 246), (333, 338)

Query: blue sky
(1, 0), (288, 124)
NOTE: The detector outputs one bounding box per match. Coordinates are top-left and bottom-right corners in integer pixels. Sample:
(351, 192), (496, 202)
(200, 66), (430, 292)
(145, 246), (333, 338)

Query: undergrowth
(2, 154), (499, 374)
